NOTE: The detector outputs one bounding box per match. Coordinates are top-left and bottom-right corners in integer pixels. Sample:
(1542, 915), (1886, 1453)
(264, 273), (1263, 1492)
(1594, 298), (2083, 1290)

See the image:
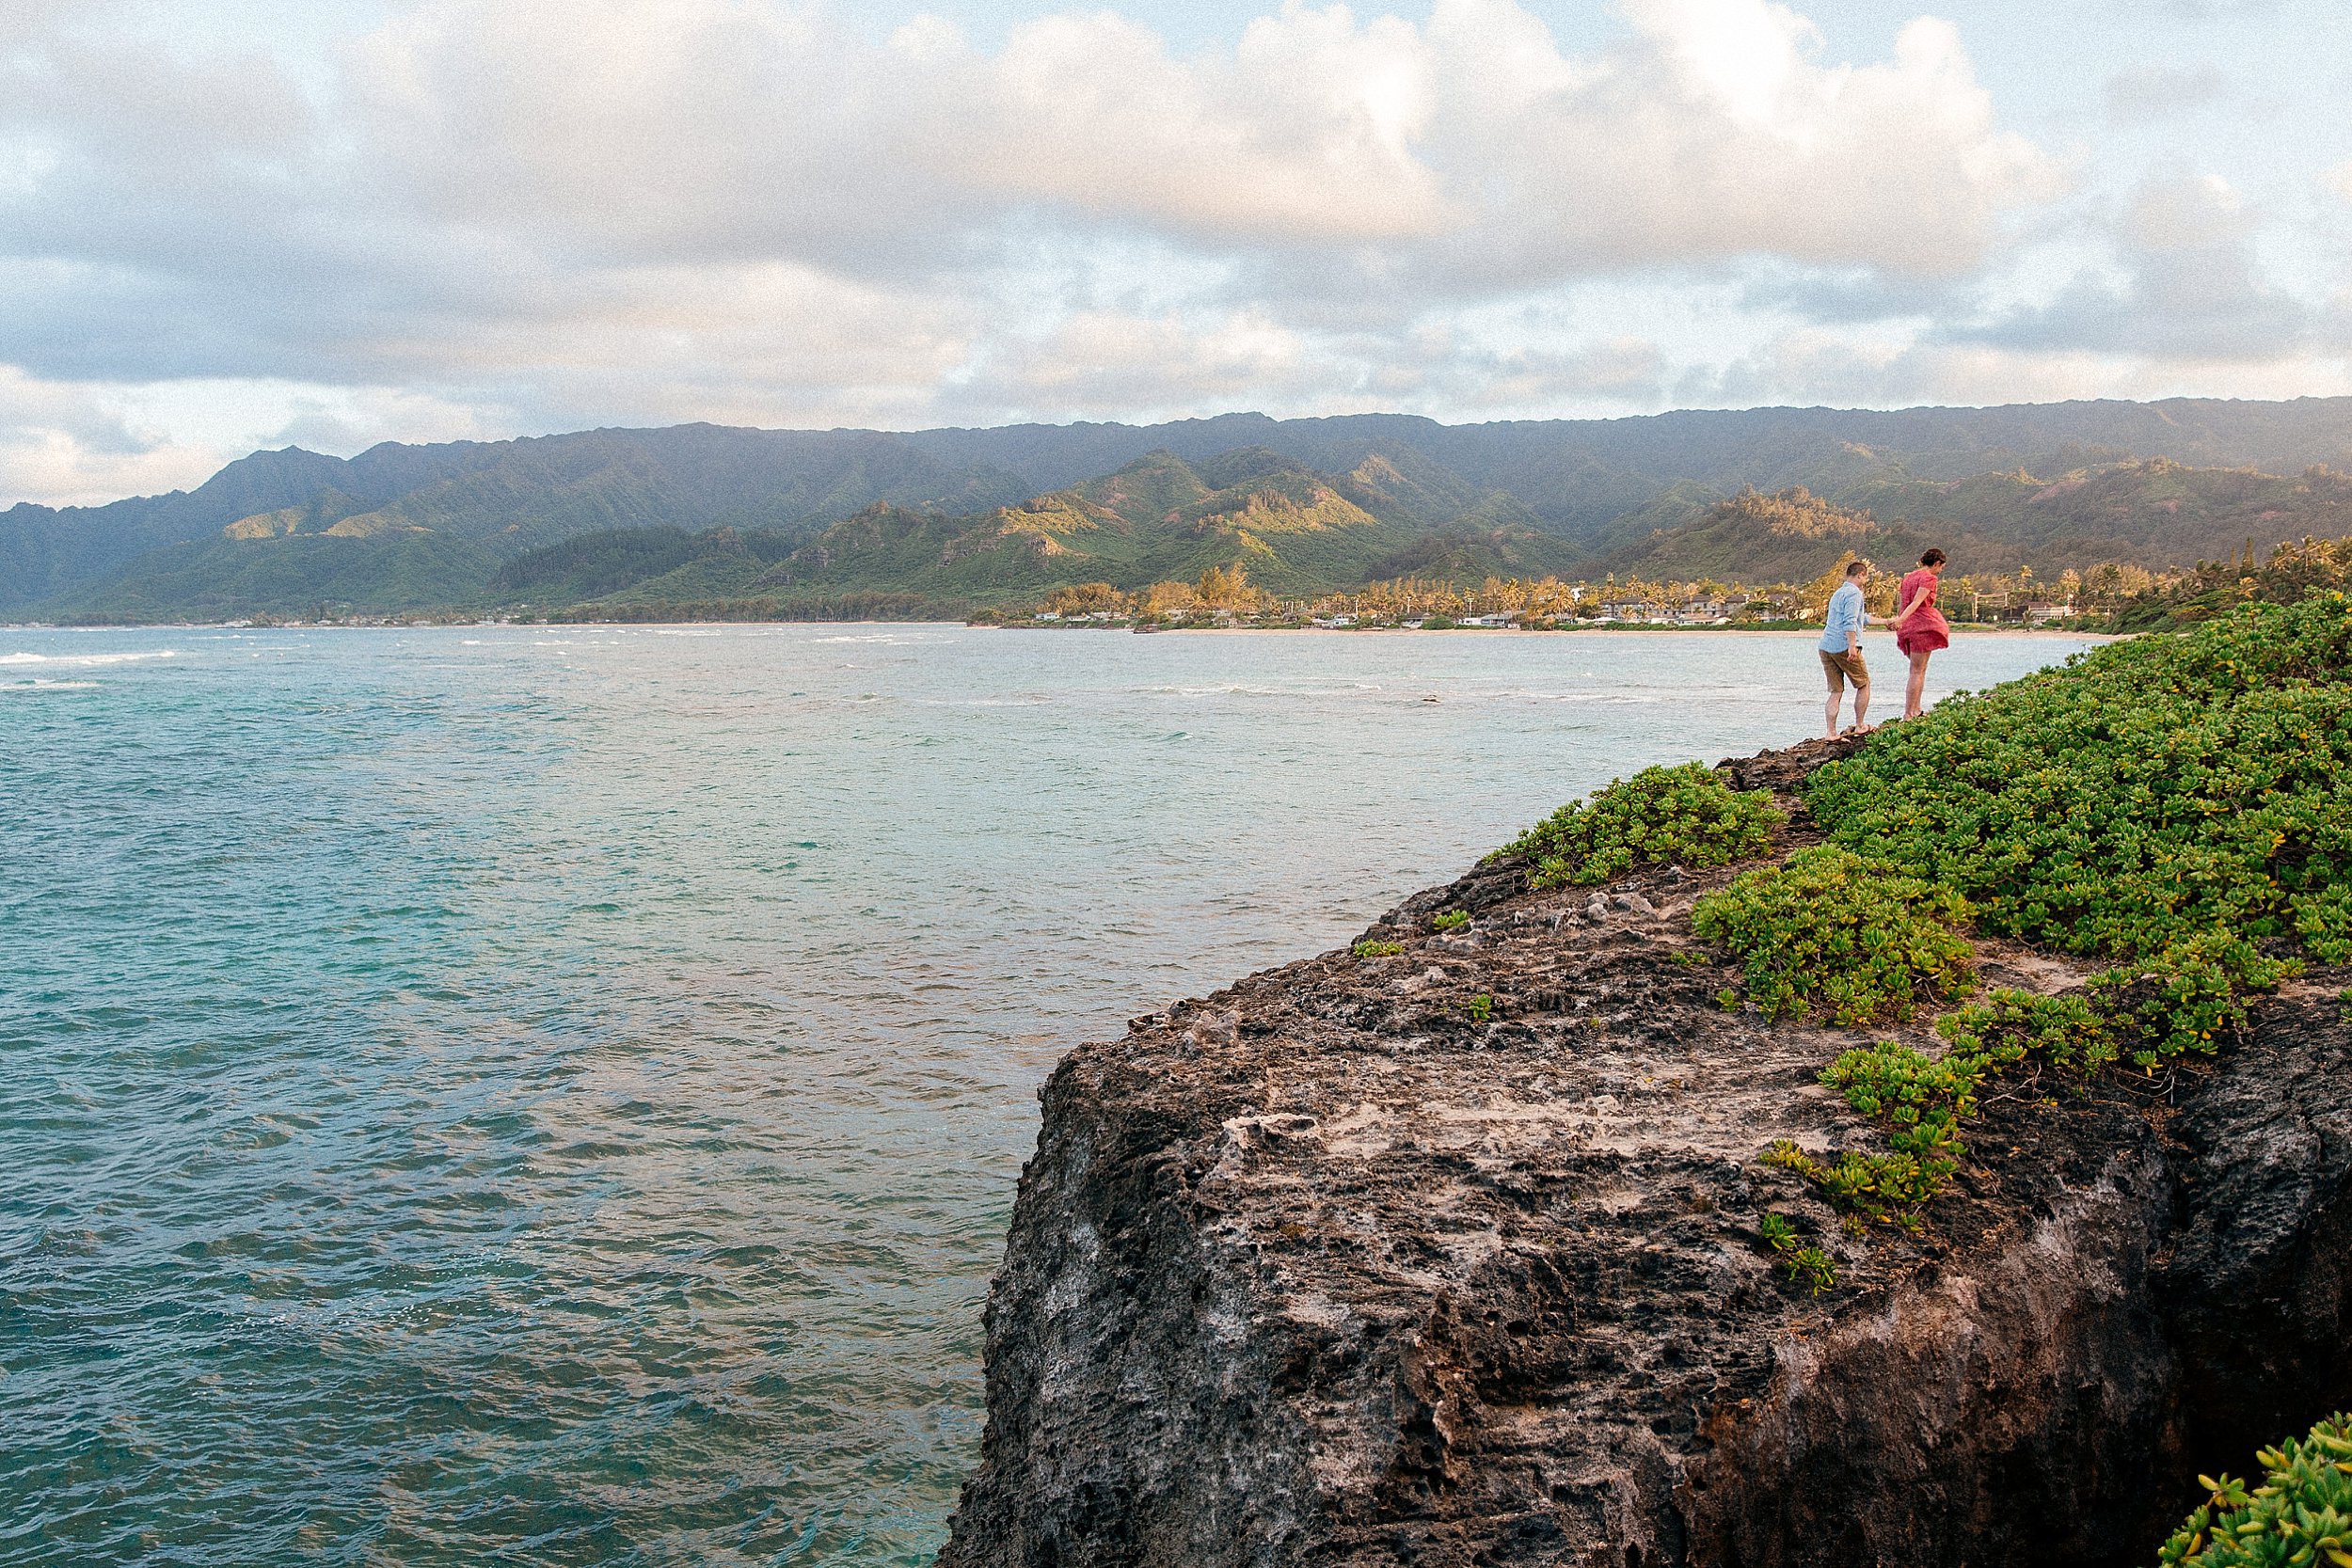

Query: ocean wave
(0, 648), (178, 667)
(0, 678), (100, 692)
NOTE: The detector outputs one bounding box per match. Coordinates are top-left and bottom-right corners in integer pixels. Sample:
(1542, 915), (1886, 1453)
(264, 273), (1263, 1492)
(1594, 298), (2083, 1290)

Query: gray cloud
(1952, 176), (2311, 361)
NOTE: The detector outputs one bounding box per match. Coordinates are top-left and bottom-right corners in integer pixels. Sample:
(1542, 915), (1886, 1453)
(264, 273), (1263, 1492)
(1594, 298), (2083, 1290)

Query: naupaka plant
(1493, 762), (1783, 891)
(1804, 593), (2352, 1060)
(1692, 847), (1978, 1026)
(2153, 1412), (2352, 1567)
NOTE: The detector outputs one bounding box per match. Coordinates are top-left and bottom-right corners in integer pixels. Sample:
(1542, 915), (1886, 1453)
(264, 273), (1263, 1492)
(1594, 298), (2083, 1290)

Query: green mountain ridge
(12, 399), (2352, 622)
(1597, 459), (2352, 586)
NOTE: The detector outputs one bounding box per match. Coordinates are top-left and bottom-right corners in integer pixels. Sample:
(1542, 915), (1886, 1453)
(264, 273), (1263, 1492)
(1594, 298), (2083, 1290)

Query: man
(1820, 558), (1872, 739)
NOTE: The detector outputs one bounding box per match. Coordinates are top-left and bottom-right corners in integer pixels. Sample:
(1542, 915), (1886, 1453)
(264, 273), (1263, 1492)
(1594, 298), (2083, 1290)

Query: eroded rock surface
(938, 741), (2352, 1568)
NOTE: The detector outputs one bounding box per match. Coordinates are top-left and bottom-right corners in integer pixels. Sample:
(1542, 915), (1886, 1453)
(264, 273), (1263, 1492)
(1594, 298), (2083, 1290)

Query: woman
(1890, 548), (1950, 721)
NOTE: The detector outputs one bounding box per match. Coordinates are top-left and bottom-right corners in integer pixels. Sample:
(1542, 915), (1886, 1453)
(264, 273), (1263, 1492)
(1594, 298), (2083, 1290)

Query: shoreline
(0, 618), (2118, 641)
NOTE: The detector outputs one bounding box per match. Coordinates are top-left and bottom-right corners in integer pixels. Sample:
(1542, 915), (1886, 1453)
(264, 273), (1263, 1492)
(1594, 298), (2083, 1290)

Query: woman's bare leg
(1905, 648), (1932, 719)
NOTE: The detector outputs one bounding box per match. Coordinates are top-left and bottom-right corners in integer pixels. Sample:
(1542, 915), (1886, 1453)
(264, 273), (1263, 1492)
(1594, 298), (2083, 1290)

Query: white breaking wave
(0, 649), (179, 667)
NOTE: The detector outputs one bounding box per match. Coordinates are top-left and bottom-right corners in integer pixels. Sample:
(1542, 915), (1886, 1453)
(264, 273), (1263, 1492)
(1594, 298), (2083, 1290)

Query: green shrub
(1736, 595), (2352, 1241)
(1937, 988), (2112, 1072)
(1432, 910), (1470, 932)
(1805, 593), (2352, 986)
(1756, 1211), (1836, 1294)
(1781, 1245), (1837, 1294)
(1494, 762), (1783, 890)
(1353, 938), (1404, 958)
(2153, 1412), (2352, 1566)
(1692, 847), (1978, 1025)
(1468, 993), (1492, 1022)
(1768, 1139), (1952, 1234)
(2089, 931), (2297, 1069)
(1787, 1037), (2014, 1228)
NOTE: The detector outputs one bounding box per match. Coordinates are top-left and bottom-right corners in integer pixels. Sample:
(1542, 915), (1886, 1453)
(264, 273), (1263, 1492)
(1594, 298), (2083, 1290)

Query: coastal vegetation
(2154, 1414), (2352, 1568)
(1806, 593), (2348, 1046)
(1756, 1211), (1838, 1293)
(1496, 763), (1782, 890)
(2116, 531), (2352, 630)
(1692, 847), (1977, 1025)
(1665, 592), (2352, 1238)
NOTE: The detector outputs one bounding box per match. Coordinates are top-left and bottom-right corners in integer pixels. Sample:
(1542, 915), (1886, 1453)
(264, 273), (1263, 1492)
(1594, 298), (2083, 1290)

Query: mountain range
(8, 398), (2352, 622)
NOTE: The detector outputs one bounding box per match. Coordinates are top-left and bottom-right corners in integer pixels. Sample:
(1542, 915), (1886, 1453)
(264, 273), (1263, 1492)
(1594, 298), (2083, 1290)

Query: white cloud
(0, 367), (225, 506)
(0, 0), (2344, 505)
(1682, 329), (2350, 413)
(2125, 172), (2251, 248)
(330, 0), (2049, 277)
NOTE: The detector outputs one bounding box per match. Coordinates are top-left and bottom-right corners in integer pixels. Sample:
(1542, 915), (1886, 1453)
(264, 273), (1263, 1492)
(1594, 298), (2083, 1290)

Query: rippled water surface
(0, 624), (2094, 1565)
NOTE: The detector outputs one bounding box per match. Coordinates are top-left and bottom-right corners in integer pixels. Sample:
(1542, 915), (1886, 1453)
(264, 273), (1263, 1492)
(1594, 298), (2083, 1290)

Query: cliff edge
(937, 737), (2352, 1568)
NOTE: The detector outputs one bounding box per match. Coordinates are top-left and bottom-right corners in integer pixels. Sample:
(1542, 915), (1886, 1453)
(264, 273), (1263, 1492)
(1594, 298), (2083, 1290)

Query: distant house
(2023, 600), (2076, 626)
(1458, 613), (1513, 627)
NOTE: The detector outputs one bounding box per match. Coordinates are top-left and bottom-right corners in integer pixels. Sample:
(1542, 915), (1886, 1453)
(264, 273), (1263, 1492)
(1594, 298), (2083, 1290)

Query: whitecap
(0, 649), (177, 667)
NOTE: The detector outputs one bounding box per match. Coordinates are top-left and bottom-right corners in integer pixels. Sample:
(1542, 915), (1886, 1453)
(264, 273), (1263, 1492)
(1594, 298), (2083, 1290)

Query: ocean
(0, 623), (2094, 1565)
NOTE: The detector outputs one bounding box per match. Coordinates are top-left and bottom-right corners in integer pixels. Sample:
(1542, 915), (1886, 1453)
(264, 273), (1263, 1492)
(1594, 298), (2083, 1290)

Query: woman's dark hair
(1920, 548), (1947, 567)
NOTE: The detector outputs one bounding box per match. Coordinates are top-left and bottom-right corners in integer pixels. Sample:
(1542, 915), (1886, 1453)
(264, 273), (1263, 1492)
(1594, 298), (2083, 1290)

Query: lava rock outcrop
(938, 740), (2352, 1568)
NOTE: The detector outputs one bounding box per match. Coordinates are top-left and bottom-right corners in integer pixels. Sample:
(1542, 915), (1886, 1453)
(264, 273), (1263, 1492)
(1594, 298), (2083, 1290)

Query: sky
(3, 0), (2348, 506)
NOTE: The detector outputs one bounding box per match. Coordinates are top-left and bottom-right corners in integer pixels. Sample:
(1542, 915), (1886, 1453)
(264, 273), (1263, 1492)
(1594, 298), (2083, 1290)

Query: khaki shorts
(1820, 647), (1869, 692)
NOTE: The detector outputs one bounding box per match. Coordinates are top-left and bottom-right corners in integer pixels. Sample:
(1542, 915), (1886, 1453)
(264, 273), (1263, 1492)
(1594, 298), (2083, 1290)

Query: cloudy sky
(4, 0), (2347, 505)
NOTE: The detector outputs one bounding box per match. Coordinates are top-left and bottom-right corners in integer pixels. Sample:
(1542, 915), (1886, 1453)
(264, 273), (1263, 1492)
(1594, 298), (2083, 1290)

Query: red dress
(1895, 569), (1949, 656)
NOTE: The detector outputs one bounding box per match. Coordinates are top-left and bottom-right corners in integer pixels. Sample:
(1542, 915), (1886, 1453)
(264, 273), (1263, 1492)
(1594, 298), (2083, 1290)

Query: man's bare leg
(1826, 685), (1843, 740)
(1851, 680), (1871, 732)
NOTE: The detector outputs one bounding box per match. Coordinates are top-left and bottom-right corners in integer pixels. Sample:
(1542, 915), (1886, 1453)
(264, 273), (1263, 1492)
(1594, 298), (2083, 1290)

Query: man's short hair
(1844, 560), (1870, 578)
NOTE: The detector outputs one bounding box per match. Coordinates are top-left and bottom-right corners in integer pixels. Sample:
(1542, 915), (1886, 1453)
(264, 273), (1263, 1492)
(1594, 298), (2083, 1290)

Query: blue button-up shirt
(1820, 581), (1867, 652)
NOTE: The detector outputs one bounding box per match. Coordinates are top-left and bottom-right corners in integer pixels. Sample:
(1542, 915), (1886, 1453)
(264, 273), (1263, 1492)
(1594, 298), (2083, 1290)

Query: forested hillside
(7, 397), (2350, 622)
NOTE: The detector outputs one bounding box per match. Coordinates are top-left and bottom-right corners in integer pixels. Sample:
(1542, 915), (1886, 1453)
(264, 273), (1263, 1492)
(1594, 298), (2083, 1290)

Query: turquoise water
(0, 624), (2093, 1565)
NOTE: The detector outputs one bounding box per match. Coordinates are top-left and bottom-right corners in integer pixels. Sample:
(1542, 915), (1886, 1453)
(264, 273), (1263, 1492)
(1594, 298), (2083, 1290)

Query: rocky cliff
(937, 737), (2352, 1568)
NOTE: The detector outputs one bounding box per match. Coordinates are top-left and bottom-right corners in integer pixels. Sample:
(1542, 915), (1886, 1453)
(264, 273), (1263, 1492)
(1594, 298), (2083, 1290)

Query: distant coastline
(2, 614), (2111, 638)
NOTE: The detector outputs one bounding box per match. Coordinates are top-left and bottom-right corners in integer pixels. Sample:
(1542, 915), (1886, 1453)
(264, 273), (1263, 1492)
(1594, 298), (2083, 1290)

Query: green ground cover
(1692, 847), (1977, 1025)
(1806, 591), (2350, 1063)
(1749, 594), (2346, 1231)
(2154, 1413), (2352, 1567)
(1495, 762), (1783, 890)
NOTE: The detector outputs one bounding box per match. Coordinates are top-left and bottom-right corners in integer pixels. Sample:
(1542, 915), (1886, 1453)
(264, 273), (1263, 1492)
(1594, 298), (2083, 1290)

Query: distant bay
(0, 625), (2092, 1565)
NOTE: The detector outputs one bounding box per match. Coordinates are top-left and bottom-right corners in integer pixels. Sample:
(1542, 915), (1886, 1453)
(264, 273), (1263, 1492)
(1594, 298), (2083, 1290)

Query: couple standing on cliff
(1820, 549), (1950, 738)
